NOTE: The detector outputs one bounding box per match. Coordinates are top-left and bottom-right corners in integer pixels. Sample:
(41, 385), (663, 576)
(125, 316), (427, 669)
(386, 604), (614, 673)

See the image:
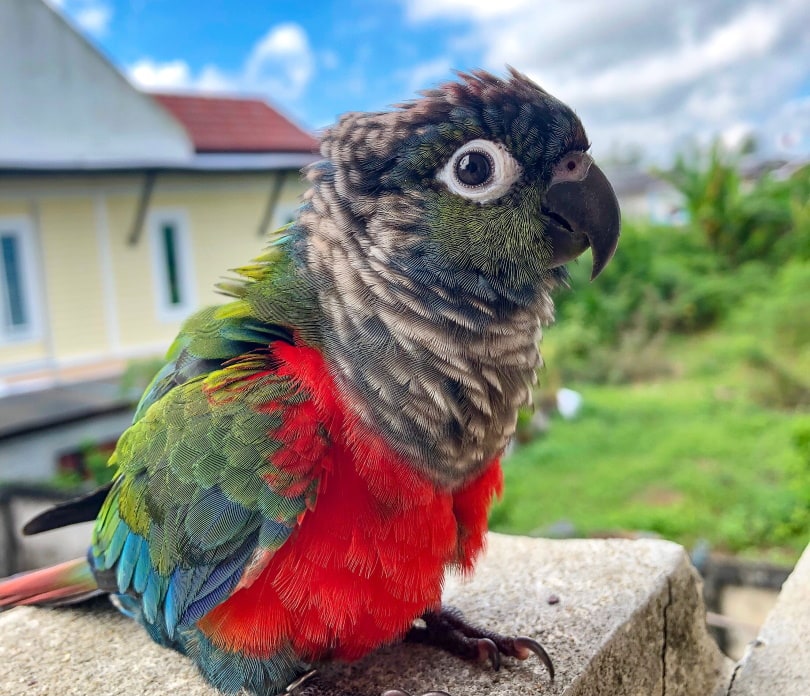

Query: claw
(514, 637), (555, 680)
(477, 638), (500, 671)
(382, 692), (451, 696)
(405, 606), (554, 683)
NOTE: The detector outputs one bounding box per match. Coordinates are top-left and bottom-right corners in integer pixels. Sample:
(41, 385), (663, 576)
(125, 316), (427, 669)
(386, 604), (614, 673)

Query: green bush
(550, 223), (740, 382)
(547, 156), (810, 385)
(784, 419), (810, 538)
(657, 147), (809, 269)
(516, 152), (810, 558)
(52, 440), (115, 489)
(731, 261), (810, 351)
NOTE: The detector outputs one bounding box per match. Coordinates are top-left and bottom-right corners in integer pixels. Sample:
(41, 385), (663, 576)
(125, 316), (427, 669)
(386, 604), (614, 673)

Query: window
(0, 217), (39, 343)
(149, 210), (196, 322)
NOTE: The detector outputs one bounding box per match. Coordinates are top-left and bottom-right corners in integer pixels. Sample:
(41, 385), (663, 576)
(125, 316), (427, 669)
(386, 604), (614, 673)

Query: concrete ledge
(727, 543), (810, 696)
(0, 534), (731, 695)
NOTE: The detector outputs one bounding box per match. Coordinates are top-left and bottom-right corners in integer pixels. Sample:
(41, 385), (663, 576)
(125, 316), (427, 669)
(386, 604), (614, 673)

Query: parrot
(0, 69), (620, 696)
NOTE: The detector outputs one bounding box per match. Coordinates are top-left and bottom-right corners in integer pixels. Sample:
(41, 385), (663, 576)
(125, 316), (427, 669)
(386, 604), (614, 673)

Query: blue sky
(50, 0), (810, 164)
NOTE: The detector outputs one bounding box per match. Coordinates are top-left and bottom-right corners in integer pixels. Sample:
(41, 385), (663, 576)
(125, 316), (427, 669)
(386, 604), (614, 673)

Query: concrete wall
(0, 535), (737, 696)
(1, 533), (806, 694)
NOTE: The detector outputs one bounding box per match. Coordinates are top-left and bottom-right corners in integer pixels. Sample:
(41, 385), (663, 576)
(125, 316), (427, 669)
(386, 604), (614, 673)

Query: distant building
(604, 166), (688, 226)
(605, 157), (798, 227)
(0, 0), (319, 394)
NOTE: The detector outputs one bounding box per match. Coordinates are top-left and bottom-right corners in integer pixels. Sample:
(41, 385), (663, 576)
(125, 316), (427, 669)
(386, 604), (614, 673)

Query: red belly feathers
(198, 341), (503, 661)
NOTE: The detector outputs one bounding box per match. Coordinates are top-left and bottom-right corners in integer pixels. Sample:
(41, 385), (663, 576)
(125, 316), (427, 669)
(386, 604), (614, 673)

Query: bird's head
(293, 69), (621, 481)
(318, 68), (620, 299)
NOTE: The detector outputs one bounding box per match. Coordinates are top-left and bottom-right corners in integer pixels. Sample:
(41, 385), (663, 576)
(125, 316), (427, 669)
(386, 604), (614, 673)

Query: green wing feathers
(93, 351), (327, 641)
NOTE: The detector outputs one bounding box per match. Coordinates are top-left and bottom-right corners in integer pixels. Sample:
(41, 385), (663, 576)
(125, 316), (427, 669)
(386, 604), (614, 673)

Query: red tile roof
(151, 93), (319, 154)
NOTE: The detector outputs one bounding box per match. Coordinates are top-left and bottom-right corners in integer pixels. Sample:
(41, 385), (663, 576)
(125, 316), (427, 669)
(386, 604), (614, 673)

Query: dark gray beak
(541, 162), (621, 279)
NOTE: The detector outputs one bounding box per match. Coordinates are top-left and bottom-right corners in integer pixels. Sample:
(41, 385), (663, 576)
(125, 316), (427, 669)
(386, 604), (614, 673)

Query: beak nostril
(551, 151), (593, 186)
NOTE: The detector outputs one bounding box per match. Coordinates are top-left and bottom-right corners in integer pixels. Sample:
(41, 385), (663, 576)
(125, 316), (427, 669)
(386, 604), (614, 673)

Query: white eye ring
(437, 139), (522, 203)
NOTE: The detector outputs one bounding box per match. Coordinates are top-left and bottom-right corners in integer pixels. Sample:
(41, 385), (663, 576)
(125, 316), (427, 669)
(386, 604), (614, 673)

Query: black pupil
(456, 151), (492, 186)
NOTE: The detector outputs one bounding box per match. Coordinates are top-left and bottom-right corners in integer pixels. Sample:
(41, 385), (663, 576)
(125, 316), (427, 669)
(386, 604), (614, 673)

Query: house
(0, 0), (319, 396)
(603, 166), (688, 226)
(604, 157), (798, 226)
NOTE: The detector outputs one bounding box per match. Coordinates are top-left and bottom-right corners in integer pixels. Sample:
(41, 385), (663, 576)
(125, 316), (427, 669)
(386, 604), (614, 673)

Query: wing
(91, 348), (328, 645)
(133, 307), (293, 422)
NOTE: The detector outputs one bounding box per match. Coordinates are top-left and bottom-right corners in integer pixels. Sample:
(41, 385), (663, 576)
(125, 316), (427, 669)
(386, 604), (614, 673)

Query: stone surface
(0, 534), (731, 696)
(727, 543), (810, 696)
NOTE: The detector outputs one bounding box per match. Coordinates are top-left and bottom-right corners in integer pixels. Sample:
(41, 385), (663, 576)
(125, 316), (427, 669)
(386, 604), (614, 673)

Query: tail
(0, 557), (101, 608)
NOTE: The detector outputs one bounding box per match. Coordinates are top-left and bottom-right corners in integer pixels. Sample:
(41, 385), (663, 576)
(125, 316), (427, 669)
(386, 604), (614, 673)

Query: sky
(49, 0), (810, 165)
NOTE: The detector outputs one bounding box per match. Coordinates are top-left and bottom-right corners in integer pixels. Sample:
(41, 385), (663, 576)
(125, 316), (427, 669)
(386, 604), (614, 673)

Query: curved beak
(541, 162), (621, 279)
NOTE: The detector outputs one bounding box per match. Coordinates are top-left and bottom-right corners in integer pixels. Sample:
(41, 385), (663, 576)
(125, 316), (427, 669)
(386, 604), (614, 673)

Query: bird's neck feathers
(293, 160), (557, 490)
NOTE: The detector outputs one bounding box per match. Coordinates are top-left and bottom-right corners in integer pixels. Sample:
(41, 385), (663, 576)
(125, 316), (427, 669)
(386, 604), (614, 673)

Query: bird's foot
(405, 605), (554, 680)
(283, 671), (450, 696)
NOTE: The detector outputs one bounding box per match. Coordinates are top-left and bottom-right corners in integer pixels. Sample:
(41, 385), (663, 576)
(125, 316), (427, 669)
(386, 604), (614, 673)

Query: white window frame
(0, 216), (41, 344)
(148, 208), (197, 323)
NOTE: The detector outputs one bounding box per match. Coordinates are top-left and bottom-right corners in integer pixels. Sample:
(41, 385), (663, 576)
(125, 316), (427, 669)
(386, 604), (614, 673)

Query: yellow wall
(150, 179), (274, 307)
(104, 188), (168, 348)
(38, 198), (108, 358)
(0, 200), (29, 217)
(0, 170), (309, 384)
(0, 341), (48, 366)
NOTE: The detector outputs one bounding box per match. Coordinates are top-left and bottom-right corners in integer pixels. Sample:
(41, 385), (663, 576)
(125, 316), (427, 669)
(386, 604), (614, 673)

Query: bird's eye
(438, 139), (522, 203)
(456, 151), (492, 186)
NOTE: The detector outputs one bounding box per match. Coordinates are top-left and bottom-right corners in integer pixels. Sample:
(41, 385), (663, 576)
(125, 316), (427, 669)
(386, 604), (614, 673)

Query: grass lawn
(491, 334), (809, 564)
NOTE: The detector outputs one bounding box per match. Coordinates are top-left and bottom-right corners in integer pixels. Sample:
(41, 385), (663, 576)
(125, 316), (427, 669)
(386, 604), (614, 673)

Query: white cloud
(534, 6), (782, 108)
(252, 23), (308, 58)
(403, 0), (810, 163)
(245, 23), (314, 100)
(406, 0), (533, 21)
(128, 59), (193, 90)
(51, 0), (112, 38)
(126, 22), (315, 104)
(720, 122), (756, 150)
(195, 65), (236, 93)
(765, 95), (810, 154)
(402, 56), (453, 94)
(74, 3), (112, 37)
